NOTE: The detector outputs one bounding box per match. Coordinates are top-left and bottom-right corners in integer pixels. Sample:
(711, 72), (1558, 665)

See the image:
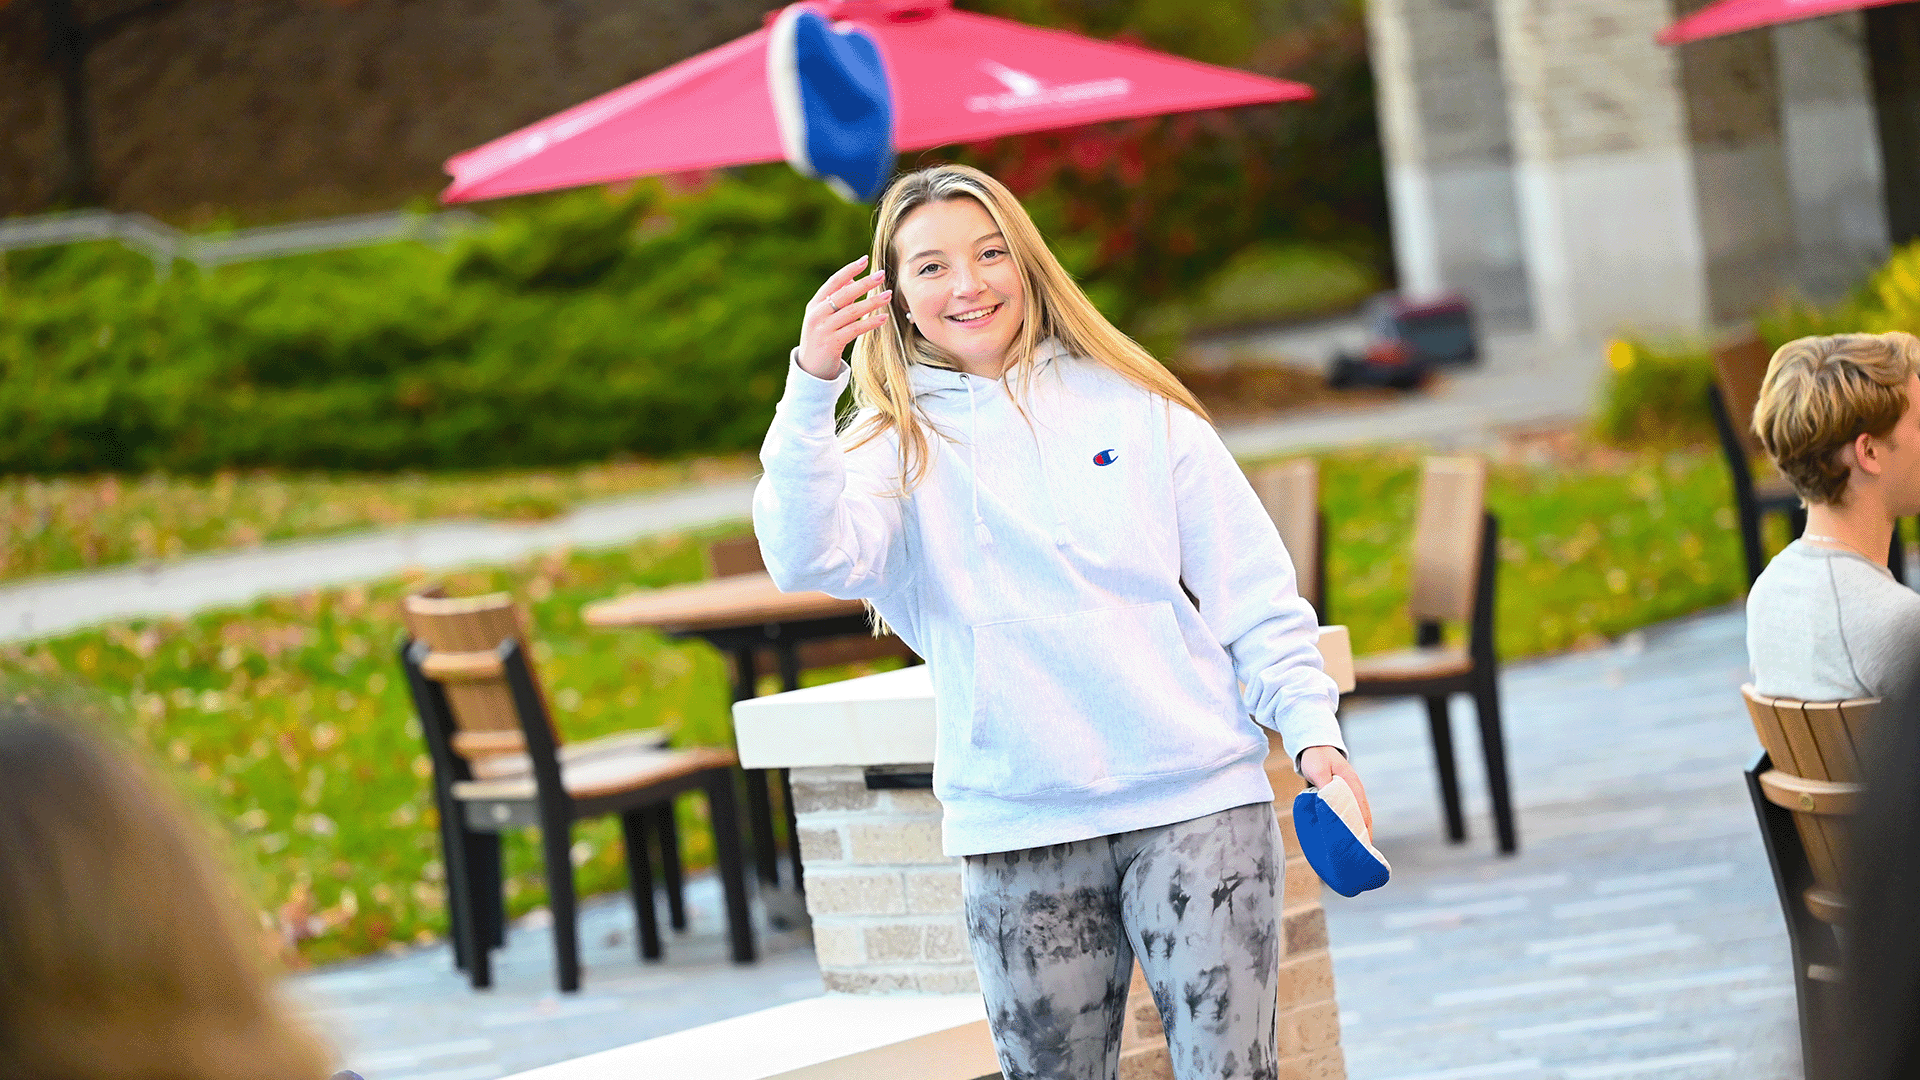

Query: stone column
(1366, 0), (1533, 328)
(1492, 0), (1713, 341)
(1773, 13), (1890, 299)
(1676, 6), (1799, 322)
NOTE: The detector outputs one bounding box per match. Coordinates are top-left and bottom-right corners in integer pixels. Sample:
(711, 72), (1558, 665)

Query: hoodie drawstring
(964, 375), (995, 546)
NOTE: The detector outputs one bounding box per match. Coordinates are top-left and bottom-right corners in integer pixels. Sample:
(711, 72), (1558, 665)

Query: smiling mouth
(947, 303), (1001, 324)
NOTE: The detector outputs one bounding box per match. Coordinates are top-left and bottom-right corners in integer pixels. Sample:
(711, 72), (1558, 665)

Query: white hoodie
(753, 341), (1345, 856)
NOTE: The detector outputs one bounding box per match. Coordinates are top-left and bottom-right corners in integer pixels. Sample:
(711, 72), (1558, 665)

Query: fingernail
(881, 289), (893, 297)
(856, 255), (869, 265)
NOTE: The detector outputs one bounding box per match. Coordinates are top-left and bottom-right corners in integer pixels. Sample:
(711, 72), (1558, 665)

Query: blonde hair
(844, 164), (1207, 488)
(0, 702), (332, 1080)
(1753, 332), (1920, 505)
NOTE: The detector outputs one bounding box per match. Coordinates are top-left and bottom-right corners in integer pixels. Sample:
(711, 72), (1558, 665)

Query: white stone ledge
(735, 626), (1353, 770)
(497, 994), (997, 1080)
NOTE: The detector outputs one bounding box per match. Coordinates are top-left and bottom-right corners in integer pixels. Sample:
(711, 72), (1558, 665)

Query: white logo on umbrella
(966, 60), (1130, 114)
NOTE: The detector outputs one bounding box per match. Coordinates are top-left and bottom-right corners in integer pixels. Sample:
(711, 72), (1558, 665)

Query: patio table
(584, 573), (877, 895)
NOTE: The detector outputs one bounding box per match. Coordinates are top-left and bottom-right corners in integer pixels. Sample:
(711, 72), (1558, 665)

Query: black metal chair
(395, 588), (683, 973)
(1345, 457), (1516, 854)
(1746, 750), (1845, 1080)
(398, 591), (755, 992)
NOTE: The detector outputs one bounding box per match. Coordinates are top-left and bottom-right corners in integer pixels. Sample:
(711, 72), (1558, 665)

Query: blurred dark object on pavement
(1326, 291), (1477, 391)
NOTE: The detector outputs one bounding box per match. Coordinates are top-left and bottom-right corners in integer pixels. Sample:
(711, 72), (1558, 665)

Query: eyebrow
(905, 231), (1005, 264)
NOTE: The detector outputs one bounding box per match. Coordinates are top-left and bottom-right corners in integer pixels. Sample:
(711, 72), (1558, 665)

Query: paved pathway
(290, 872), (823, 1080)
(0, 480), (758, 644)
(294, 604), (1797, 1080)
(1326, 607), (1797, 1080)
(1217, 328), (1604, 461)
(0, 329), (1602, 645)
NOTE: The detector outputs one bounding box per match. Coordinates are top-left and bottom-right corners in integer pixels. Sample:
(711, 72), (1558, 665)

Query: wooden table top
(583, 572), (864, 634)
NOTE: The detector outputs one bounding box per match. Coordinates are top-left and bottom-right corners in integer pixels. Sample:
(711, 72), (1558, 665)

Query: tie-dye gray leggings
(961, 801), (1283, 1080)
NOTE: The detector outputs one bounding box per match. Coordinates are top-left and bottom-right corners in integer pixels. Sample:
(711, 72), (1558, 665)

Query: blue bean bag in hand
(767, 4), (895, 203)
(1293, 775), (1391, 898)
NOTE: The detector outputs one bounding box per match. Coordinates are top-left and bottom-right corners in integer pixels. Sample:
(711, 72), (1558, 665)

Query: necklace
(1802, 532), (1876, 560)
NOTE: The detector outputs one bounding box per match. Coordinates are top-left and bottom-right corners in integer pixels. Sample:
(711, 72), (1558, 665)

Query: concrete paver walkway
(294, 604), (1796, 1080)
(1325, 607), (1797, 1080)
(291, 876), (822, 1080)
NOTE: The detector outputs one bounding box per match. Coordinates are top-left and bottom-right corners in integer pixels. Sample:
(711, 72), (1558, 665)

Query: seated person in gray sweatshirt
(1748, 331), (1920, 701)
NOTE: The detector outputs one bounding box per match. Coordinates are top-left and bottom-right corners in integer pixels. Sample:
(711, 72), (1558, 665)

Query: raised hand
(797, 255), (893, 380)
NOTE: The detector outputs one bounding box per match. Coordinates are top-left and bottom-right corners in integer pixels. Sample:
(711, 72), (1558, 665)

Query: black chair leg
(708, 769), (758, 963)
(440, 808), (472, 974)
(1425, 694), (1467, 843)
(744, 769), (781, 888)
(621, 809), (663, 961)
(1473, 674), (1518, 855)
(539, 817), (581, 992)
(467, 831), (506, 950)
(1747, 757), (1819, 1080)
(654, 802), (687, 932)
(780, 768), (805, 894)
(1736, 497), (1767, 586)
(443, 818), (491, 989)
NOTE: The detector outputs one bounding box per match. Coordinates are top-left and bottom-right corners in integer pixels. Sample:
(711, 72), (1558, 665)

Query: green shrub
(1593, 339), (1716, 445)
(0, 171), (870, 473)
(1596, 239), (1920, 447)
(1133, 242), (1379, 350)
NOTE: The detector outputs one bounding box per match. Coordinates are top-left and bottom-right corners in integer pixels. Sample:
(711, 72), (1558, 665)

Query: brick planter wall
(790, 731), (1347, 1080)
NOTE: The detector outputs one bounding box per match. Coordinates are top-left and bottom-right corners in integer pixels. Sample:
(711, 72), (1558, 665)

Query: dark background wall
(0, 0), (771, 222)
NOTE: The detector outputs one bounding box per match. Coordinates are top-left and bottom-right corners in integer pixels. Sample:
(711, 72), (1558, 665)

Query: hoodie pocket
(953, 601), (1252, 797)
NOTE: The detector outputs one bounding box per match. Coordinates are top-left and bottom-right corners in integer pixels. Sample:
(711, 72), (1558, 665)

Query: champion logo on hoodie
(1092, 449), (1119, 466)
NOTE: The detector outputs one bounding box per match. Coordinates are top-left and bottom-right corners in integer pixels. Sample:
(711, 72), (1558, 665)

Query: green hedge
(1597, 240), (1920, 446)
(0, 172), (870, 473)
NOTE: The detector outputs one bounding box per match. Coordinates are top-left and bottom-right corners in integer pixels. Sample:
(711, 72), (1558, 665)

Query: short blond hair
(1753, 332), (1920, 505)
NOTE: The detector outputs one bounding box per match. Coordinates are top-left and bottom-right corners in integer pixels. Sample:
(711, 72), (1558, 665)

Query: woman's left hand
(1299, 746), (1372, 832)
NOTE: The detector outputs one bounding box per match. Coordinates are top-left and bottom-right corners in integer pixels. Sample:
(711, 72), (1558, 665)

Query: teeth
(950, 306), (996, 322)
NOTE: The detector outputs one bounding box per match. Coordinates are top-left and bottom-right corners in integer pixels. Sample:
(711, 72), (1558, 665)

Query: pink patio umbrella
(1658, 0), (1915, 44)
(442, 0), (1312, 204)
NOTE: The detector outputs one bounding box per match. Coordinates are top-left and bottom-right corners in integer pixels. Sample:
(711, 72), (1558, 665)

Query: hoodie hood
(904, 337), (1065, 400)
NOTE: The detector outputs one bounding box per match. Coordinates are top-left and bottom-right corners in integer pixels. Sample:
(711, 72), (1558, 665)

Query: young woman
(754, 164), (1370, 1079)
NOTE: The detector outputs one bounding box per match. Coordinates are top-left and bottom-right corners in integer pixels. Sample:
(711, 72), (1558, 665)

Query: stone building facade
(1367, 0), (1904, 342)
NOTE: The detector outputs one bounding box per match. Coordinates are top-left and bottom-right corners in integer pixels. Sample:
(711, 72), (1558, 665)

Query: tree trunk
(43, 0), (99, 207)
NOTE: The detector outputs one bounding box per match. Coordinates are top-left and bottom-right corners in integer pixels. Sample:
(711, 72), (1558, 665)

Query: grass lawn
(0, 439), (1762, 968)
(0, 453), (755, 583)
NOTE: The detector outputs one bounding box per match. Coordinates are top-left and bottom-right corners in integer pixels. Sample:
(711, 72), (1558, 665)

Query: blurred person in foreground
(1747, 331), (1920, 700)
(0, 697), (332, 1080)
(1842, 656), (1920, 1080)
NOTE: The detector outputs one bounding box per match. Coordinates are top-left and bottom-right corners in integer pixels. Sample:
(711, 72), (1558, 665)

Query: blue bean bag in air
(767, 4), (895, 202)
(1293, 775), (1391, 897)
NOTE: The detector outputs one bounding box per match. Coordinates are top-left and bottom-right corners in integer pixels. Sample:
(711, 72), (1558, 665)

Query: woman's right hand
(797, 255), (892, 380)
